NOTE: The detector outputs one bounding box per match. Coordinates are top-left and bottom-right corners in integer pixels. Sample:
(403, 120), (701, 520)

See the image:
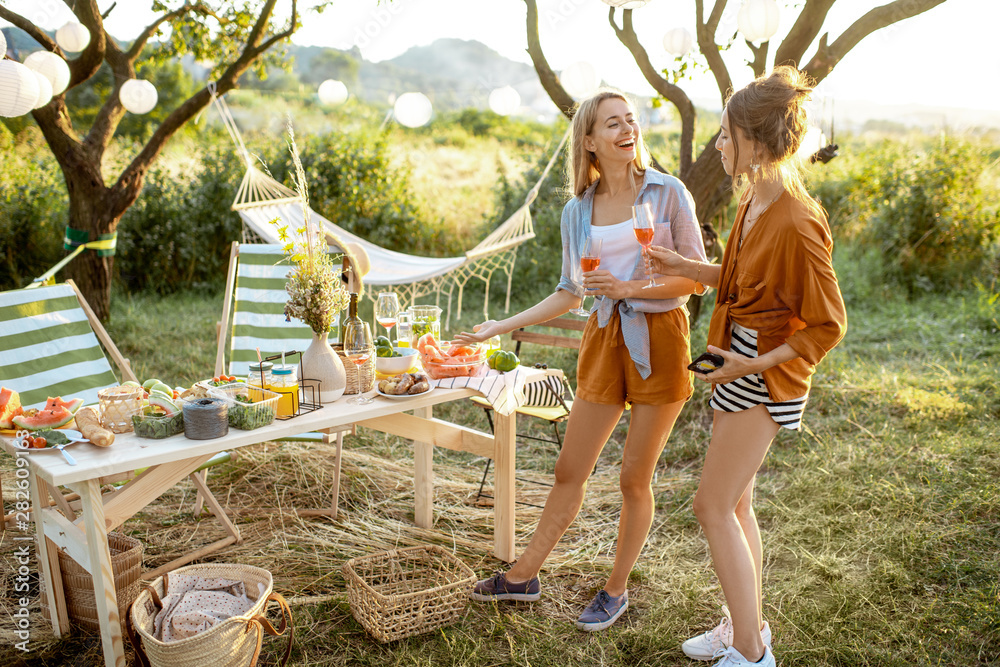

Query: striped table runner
(432, 366), (529, 416)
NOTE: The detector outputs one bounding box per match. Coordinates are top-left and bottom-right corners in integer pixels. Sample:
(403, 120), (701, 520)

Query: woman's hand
(695, 345), (760, 385)
(452, 321), (503, 345)
(646, 246), (688, 277)
(583, 269), (630, 301)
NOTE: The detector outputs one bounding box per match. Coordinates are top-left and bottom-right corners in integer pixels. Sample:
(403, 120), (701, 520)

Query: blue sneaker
(575, 589), (629, 631)
(470, 571), (541, 602)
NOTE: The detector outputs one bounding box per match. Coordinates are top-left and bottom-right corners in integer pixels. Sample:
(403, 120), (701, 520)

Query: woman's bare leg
(692, 406), (779, 661)
(604, 400), (686, 596)
(505, 398), (623, 582)
(736, 478), (765, 624)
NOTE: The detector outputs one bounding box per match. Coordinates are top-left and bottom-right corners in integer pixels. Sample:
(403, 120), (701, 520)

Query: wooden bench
(512, 315), (586, 355)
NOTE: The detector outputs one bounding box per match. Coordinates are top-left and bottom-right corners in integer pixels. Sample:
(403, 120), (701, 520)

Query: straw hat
(343, 242), (371, 278)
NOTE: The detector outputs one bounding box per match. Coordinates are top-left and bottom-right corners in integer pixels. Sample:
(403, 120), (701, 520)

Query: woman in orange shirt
(647, 67), (847, 667)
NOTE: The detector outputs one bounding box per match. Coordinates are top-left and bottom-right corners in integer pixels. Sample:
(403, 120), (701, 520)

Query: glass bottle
(270, 365), (299, 417)
(247, 361), (273, 402)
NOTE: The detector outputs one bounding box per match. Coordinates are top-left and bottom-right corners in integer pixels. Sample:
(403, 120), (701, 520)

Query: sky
(5, 0), (1000, 116)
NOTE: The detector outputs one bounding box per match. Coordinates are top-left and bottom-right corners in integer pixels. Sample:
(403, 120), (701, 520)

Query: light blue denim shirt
(555, 169), (708, 379)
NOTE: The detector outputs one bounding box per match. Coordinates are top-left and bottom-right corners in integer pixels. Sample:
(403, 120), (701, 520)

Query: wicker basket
(98, 385), (144, 433)
(334, 344), (375, 394)
(129, 562), (292, 667)
(341, 544), (476, 643)
(58, 532), (143, 633)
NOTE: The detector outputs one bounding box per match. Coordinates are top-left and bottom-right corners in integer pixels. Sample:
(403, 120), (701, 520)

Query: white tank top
(590, 220), (638, 282)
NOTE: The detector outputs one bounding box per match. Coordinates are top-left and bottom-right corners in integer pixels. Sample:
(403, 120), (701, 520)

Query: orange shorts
(575, 306), (693, 406)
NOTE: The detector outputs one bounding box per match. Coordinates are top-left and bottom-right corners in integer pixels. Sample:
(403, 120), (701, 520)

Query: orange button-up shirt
(707, 191), (847, 401)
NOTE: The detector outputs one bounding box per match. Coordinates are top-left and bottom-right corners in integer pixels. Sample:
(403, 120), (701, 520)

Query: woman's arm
(583, 269), (698, 300)
(646, 247), (721, 289)
(453, 289), (580, 344)
(696, 342), (799, 385)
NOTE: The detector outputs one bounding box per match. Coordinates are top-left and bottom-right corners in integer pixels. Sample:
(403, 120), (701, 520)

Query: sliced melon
(0, 387), (23, 429)
(148, 395), (180, 418)
(11, 406), (74, 431)
(44, 396), (84, 414)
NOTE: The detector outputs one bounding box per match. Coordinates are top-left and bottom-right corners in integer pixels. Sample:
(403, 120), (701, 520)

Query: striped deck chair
(213, 242), (354, 518)
(0, 281), (238, 561)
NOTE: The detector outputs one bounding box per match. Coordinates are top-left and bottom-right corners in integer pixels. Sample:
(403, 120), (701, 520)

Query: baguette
(74, 406), (115, 447)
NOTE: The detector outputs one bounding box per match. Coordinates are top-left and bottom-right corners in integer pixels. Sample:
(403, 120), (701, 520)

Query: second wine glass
(570, 236), (603, 317)
(632, 202), (657, 289)
(375, 292), (400, 339)
(343, 320), (374, 405)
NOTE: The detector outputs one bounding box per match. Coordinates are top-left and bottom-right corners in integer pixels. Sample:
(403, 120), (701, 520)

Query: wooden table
(2, 380), (535, 667)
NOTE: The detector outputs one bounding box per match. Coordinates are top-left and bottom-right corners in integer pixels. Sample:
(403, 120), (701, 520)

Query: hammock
(209, 86), (568, 327)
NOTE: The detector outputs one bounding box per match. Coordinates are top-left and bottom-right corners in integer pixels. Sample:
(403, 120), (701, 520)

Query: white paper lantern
(23, 51), (71, 96)
(318, 79), (349, 106)
(737, 0), (780, 43)
(393, 92), (432, 128)
(56, 21), (91, 53)
(488, 86), (521, 116)
(32, 71), (53, 109)
(601, 0), (652, 8)
(662, 27), (694, 56)
(560, 61), (601, 99)
(119, 79), (158, 114)
(0, 60), (41, 117)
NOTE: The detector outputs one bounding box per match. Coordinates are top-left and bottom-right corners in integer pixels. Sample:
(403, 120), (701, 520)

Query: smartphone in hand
(687, 352), (724, 374)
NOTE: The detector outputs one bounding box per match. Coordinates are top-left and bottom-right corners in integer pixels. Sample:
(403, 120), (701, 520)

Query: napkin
(432, 366), (529, 416)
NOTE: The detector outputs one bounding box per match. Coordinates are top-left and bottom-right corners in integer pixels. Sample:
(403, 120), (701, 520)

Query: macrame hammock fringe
(209, 84), (568, 329)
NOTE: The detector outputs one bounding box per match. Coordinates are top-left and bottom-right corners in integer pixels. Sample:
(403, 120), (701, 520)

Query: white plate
(16, 429), (86, 451)
(376, 384), (434, 400)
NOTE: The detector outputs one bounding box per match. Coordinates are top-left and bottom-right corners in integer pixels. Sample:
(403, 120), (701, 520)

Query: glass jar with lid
(270, 365), (299, 417)
(247, 361), (273, 390)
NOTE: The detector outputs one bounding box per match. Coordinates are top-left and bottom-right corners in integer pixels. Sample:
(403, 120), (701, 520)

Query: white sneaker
(681, 607), (772, 660)
(712, 645), (775, 667)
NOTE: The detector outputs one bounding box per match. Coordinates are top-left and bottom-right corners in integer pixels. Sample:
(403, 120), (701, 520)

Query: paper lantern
(32, 71), (53, 109)
(0, 60), (41, 117)
(488, 86), (520, 116)
(23, 51), (71, 96)
(318, 79), (349, 106)
(662, 27), (694, 56)
(737, 0), (780, 43)
(796, 126), (825, 161)
(601, 0), (652, 8)
(56, 21), (91, 52)
(393, 92), (432, 128)
(119, 79), (158, 114)
(560, 61), (601, 99)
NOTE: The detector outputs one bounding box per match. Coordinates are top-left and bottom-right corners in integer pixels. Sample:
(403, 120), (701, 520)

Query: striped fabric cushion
(0, 284), (119, 409)
(522, 374), (569, 408)
(229, 245), (322, 377)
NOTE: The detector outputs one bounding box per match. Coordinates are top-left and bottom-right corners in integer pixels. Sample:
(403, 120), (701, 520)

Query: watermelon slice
(11, 406), (74, 431)
(148, 394), (180, 418)
(0, 387), (23, 429)
(44, 396), (84, 414)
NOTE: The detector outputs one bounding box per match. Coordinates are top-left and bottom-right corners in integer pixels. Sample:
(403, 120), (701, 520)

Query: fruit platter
(415, 334), (488, 380)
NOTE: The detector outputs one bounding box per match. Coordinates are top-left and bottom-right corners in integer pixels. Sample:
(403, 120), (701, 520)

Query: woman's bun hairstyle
(726, 65), (814, 167)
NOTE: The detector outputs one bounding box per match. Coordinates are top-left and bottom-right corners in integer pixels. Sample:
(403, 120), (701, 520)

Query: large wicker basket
(341, 545), (476, 643)
(129, 562), (292, 667)
(334, 344), (375, 394)
(58, 532), (143, 633)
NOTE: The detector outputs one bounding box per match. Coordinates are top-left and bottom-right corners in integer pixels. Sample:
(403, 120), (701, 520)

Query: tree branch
(773, 0), (837, 67)
(804, 0), (947, 82)
(125, 3), (216, 62)
(0, 7), (59, 51)
(746, 40), (768, 77)
(610, 9), (696, 175)
(66, 0), (107, 92)
(696, 0), (733, 102)
(523, 0), (575, 118)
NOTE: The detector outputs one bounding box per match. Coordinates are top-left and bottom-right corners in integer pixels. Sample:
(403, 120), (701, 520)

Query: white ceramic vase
(301, 331), (346, 403)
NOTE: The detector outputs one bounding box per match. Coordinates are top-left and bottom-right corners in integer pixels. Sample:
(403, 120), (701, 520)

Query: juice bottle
(270, 366), (299, 417)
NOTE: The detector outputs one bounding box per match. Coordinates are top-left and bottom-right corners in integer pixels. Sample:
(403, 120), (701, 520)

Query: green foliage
(807, 137), (1000, 296)
(299, 48), (360, 87)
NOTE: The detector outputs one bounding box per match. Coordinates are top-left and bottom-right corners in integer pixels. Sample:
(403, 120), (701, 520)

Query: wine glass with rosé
(375, 292), (400, 338)
(570, 236), (603, 316)
(343, 320), (374, 405)
(632, 202), (657, 289)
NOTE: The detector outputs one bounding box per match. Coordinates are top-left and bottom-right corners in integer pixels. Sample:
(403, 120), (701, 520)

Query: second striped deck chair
(0, 281), (238, 563)
(213, 242), (355, 518)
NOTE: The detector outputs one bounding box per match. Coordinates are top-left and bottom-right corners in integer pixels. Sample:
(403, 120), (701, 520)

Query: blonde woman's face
(584, 97), (639, 167)
(716, 108), (754, 177)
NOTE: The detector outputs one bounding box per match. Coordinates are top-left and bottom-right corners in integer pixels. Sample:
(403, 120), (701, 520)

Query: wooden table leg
(492, 410), (517, 562)
(412, 405), (433, 529)
(77, 478), (125, 667)
(28, 471), (70, 635)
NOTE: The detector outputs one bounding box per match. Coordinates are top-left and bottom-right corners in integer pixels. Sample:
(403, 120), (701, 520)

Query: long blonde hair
(725, 66), (822, 216)
(569, 89), (650, 197)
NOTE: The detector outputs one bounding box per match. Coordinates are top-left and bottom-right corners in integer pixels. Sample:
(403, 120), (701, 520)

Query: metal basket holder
(250, 351), (322, 420)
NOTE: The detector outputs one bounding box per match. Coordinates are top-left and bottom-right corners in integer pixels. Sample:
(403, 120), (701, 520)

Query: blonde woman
(647, 67), (847, 666)
(455, 89), (707, 631)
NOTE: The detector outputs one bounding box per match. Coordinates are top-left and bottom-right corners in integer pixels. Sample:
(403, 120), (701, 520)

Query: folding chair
(472, 316), (584, 507)
(0, 281), (238, 557)
(212, 242), (355, 518)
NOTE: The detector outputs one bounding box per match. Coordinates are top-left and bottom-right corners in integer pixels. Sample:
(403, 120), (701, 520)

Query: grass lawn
(1, 282), (997, 666)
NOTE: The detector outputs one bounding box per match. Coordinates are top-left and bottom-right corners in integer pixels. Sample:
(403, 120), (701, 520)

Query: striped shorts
(709, 324), (807, 431)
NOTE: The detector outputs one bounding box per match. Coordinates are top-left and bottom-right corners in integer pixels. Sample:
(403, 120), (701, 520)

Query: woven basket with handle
(128, 562), (292, 667)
